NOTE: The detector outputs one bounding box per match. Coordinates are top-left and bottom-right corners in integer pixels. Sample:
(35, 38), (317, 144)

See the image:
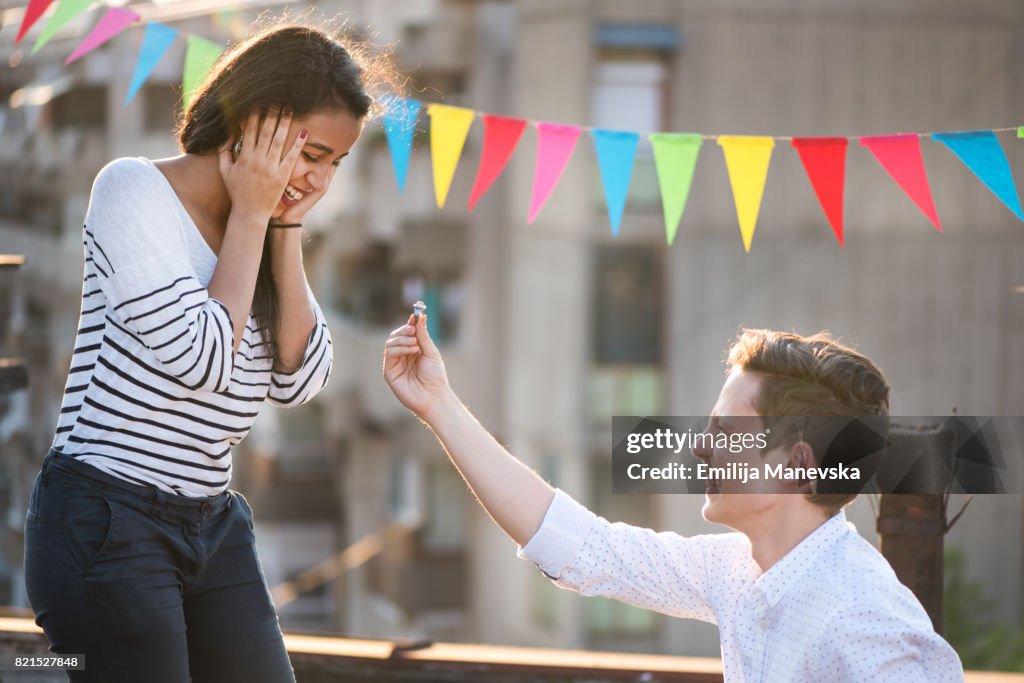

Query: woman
(24, 22), (382, 683)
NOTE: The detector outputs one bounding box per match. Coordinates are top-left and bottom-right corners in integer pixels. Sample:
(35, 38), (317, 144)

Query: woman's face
(268, 108), (364, 219)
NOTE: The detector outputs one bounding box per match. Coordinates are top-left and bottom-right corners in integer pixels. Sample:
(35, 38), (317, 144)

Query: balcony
(1, 613), (1021, 683)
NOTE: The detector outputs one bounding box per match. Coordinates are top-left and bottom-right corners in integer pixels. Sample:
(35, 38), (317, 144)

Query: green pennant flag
(32, 0), (94, 54)
(649, 133), (703, 246)
(182, 35), (223, 108)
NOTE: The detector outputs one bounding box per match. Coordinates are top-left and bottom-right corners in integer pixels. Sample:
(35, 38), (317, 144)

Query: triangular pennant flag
(125, 23), (179, 105)
(65, 7), (139, 64)
(16, 0), (54, 43)
(427, 104), (475, 208)
(182, 35), (223, 109)
(528, 123), (581, 223)
(791, 137), (848, 245)
(932, 130), (1023, 221)
(859, 134), (942, 231)
(32, 0), (93, 54)
(468, 114), (527, 209)
(718, 136), (775, 252)
(381, 96), (421, 192)
(591, 129), (639, 237)
(649, 133), (702, 246)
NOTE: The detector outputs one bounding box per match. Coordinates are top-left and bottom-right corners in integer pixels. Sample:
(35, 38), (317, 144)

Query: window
(334, 244), (405, 328)
(400, 271), (462, 345)
(590, 47), (673, 210)
(591, 245), (664, 365)
(50, 86), (106, 130)
(591, 58), (669, 137)
(421, 461), (466, 552)
(388, 454), (424, 527)
(334, 228), (466, 344)
(585, 452), (658, 640)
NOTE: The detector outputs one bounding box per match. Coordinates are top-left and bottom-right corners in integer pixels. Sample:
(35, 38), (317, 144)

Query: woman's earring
(233, 133), (243, 157)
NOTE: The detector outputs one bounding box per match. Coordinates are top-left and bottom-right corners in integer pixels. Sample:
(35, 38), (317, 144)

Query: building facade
(0, 0), (1022, 659)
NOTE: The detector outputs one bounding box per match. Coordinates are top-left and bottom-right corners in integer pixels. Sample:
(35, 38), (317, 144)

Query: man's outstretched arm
(383, 312), (722, 622)
(424, 387), (555, 546)
(383, 313), (554, 546)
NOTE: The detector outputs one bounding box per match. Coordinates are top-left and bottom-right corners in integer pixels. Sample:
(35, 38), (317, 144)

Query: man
(382, 315), (964, 682)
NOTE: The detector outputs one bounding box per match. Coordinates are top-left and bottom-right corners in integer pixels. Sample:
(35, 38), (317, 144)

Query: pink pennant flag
(528, 123), (581, 223)
(65, 7), (140, 64)
(859, 134), (942, 232)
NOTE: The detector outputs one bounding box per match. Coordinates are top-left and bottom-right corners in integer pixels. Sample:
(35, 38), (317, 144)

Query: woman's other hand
(218, 108), (306, 225)
(384, 313), (451, 420)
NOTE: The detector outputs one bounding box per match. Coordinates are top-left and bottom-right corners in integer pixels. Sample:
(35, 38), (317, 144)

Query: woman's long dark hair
(176, 20), (389, 361)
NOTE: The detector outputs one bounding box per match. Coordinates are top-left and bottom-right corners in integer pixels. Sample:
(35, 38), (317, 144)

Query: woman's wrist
(227, 207), (273, 233)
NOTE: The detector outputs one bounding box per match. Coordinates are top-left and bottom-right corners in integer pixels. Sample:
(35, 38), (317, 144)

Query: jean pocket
(25, 474), (41, 525)
(64, 489), (116, 574)
(233, 492), (255, 531)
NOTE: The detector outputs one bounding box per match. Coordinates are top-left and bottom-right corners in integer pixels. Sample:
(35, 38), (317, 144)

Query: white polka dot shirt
(519, 490), (965, 682)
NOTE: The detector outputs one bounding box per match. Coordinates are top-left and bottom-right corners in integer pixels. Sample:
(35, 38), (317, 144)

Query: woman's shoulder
(91, 157), (166, 198)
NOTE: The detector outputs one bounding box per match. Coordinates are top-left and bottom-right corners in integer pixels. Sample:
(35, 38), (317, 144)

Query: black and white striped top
(51, 157), (333, 497)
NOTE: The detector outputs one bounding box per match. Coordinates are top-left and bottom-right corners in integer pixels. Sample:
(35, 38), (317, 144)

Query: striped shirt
(51, 157), (333, 497)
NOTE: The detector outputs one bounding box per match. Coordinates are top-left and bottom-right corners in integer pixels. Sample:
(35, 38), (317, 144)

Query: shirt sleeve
(266, 289), (332, 407)
(814, 605), (965, 683)
(517, 489), (722, 623)
(85, 158), (235, 394)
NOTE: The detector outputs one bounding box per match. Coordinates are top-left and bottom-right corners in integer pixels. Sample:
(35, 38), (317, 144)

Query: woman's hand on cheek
(219, 108), (306, 225)
(275, 164), (337, 225)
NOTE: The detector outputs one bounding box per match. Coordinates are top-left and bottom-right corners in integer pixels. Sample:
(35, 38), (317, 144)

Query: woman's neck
(155, 152), (232, 254)
(160, 152), (232, 228)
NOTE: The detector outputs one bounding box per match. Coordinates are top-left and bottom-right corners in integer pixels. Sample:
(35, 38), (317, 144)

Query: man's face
(692, 368), (802, 530)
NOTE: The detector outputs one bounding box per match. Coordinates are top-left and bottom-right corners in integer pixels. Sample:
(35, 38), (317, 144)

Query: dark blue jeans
(24, 449), (296, 683)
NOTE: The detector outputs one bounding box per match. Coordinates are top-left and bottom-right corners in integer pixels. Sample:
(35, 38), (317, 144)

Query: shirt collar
(754, 509), (852, 608)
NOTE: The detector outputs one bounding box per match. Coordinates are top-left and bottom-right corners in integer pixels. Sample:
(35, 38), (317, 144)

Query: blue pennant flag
(381, 96), (421, 192)
(591, 129), (640, 237)
(125, 23), (179, 105)
(932, 130), (1023, 221)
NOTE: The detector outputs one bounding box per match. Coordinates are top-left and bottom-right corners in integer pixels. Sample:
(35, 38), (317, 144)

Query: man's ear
(788, 441), (817, 469)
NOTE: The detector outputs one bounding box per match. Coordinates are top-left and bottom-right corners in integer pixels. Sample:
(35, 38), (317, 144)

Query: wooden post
(875, 425), (954, 634)
(877, 494), (946, 632)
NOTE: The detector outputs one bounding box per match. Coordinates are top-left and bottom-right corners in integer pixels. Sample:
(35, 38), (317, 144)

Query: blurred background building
(0, 0), (1022, 664)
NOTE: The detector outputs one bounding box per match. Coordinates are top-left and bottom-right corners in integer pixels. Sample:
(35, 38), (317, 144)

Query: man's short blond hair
(726, 329), (891, 515)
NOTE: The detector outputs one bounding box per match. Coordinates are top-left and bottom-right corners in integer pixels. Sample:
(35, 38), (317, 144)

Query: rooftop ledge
(0, 616), (1021, 682)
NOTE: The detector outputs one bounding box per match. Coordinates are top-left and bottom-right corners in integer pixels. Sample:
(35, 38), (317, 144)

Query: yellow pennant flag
(718, 136), (775, 252)
(427, 104), (476, 208)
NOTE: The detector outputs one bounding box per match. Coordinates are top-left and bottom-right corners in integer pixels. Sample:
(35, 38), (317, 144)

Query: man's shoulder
(821, 530), (930, 616)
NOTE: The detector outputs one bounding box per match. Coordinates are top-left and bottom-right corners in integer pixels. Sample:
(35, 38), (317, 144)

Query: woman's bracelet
(269, 222), (303, 229)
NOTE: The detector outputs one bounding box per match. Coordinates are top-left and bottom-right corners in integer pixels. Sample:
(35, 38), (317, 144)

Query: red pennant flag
(859, 134), (942, 232)
(16, 0), (54, 43)
(792, 137), (848, 246)
(468, 114), (527, 210)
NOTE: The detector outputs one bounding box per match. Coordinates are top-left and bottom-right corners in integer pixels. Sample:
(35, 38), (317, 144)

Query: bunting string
(8, 2), (1024, 249)
(381, 96), (1023, 248)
